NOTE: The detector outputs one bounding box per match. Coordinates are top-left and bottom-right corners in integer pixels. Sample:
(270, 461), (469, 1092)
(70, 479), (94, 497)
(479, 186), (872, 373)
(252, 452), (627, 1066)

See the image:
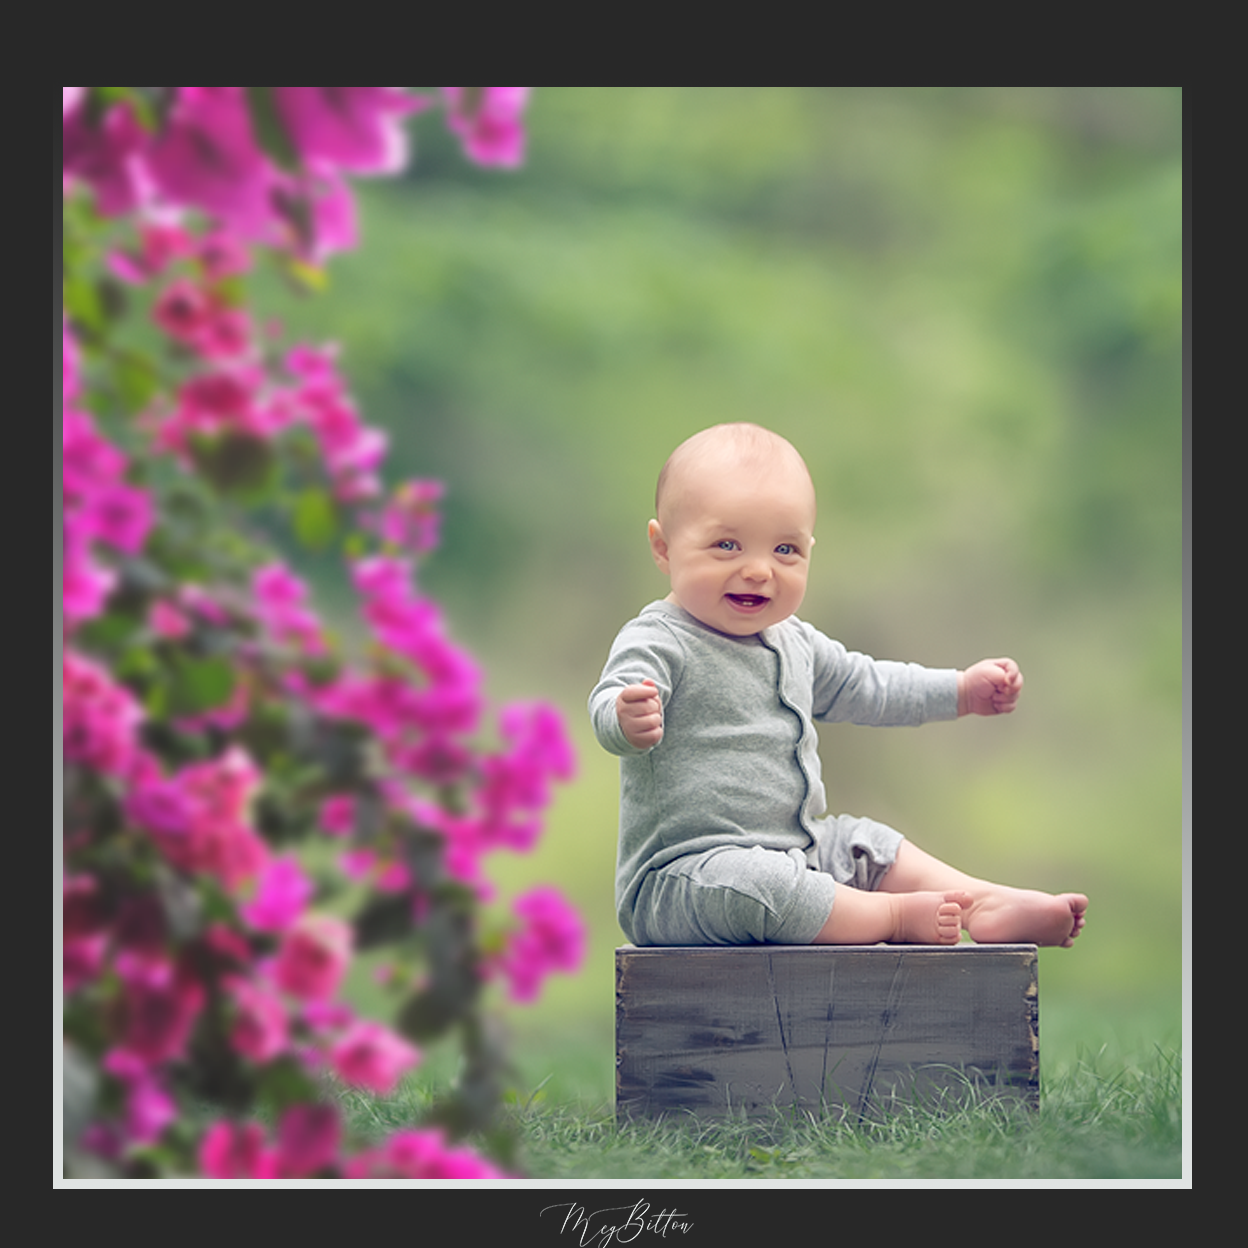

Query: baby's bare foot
(964, 887), (1088, 947)
(1062, 894), (1089, 947)
(894, 891), (970, 945)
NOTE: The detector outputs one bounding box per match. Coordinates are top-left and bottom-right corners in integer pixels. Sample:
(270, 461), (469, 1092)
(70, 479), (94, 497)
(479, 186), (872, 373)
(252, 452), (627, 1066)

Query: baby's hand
(617, 680), (664, 750)
(958, 658), (1024, 716)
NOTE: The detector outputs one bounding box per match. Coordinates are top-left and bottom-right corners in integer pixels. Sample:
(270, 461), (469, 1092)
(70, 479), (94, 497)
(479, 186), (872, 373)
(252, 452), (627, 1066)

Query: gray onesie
(589, 600), (959, 945)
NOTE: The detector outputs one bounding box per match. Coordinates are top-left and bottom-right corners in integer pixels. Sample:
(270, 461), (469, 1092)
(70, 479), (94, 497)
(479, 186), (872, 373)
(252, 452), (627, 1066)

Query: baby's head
(649, 423), (817, 636)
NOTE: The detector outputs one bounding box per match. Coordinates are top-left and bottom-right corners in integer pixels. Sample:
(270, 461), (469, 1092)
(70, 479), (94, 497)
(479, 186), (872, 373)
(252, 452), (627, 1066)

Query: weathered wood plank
(616, 944), (1039, 1121)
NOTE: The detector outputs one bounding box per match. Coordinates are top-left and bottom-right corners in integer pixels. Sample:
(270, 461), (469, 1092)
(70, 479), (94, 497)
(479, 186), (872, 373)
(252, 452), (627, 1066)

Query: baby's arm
(589, 615), (681, 755)
(958, 658), (1023, 716)
(616, 679), (664, 750)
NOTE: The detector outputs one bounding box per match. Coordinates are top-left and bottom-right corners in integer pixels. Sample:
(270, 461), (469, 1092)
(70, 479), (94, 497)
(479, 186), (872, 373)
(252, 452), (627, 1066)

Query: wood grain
(616, 944), (1039, 1121)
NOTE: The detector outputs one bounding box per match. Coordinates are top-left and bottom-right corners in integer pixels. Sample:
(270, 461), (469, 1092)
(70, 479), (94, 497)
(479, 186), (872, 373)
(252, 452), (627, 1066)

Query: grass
(504, 1046), (1181, 1181)
(330, 1001), (1185, 1183)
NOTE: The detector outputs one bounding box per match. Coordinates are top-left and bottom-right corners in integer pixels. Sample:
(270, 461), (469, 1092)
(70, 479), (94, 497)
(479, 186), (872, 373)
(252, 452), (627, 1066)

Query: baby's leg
(812, 885), (970, 946)
(881, 842), (1088, 948)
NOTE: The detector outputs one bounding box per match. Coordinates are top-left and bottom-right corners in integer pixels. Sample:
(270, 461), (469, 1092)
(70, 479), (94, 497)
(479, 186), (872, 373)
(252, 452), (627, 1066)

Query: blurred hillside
(251, 88), (1183, 1025)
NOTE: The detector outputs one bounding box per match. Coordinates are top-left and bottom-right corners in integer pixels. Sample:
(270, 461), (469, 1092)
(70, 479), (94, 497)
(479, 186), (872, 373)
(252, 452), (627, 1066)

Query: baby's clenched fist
(617, 679), (664, 750)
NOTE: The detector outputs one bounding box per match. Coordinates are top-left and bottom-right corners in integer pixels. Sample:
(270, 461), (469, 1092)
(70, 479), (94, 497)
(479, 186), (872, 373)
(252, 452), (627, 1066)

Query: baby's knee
(632, 846), (835, 946)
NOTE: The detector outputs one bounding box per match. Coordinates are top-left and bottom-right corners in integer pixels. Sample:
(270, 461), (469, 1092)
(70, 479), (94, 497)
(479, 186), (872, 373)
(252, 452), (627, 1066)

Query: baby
(589, 423), (1087, 948)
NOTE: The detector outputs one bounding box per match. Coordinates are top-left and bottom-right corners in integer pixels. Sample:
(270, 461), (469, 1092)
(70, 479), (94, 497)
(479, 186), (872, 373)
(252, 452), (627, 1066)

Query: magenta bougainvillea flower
(252, 563), (327, 655)
(240, 854), (315, 933)
(113, 951), (207, 1065)
(272, 914), (353, 1002)
(198, 1120), (279, 1180)
(343, 1127), (506, 1179)
(498, 885), (587, 1003)
(64, 87), (578, 1181)
(273, 1104), (342, 1178)
(442, 87), (530, 168)
(329, 1019), (421, 1095)
(62, 96), (152, 216)
(273, 87), (428, 175)
(145, 87), (280, 242)
(226, 975), (290, 1063)
(63, 650), (146, 777)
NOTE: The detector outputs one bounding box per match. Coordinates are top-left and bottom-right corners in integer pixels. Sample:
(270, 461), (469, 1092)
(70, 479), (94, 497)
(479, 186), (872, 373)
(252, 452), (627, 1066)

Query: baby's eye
(716, 540), (739, 552)
(776, 543), (799, 556)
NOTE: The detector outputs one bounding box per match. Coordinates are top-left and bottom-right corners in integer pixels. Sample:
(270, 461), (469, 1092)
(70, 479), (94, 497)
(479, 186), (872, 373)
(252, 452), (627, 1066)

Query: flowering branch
(62, 86), (584, 1180)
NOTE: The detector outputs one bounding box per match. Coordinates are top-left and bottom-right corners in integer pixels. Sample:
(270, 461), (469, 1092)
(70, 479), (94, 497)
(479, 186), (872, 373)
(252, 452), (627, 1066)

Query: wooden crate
(616, 943), (1039, 1121)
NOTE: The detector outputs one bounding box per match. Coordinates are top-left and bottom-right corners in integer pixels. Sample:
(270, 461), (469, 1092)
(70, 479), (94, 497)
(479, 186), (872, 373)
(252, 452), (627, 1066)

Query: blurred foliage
(250, 88), (1183, 1026)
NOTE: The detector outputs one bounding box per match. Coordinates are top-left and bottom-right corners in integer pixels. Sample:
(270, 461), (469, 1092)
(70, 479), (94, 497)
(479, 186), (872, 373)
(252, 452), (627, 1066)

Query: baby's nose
(742, 558), (772, 582)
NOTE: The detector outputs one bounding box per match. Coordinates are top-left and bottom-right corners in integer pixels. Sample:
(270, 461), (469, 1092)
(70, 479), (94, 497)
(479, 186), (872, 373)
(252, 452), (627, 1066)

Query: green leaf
(113, 349), (163, 414)
(167, 653), (236, 716)
(293, 486), (340, 552)
(244, 87), (302, 172)
(353, 892), (417, 952)
(188, 432), (278, 501)
(255, 1056), (320, 1114)
(63, 272), (106, 337)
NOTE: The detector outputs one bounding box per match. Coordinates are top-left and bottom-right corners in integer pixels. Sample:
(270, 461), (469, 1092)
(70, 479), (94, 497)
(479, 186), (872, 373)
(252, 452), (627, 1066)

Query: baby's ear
(648, 520), (670, 573)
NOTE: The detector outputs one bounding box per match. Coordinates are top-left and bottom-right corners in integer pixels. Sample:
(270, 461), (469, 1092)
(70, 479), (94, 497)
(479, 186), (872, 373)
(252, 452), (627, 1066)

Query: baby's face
(649, 454), (816, 636)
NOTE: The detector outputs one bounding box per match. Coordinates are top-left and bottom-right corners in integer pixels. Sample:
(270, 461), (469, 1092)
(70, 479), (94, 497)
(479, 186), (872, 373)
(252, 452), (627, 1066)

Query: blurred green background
(255, 87), (1183, 1092)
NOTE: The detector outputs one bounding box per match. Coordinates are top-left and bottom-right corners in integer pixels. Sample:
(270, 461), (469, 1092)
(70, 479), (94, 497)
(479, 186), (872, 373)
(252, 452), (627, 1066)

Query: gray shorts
(627, 815), (904, 947)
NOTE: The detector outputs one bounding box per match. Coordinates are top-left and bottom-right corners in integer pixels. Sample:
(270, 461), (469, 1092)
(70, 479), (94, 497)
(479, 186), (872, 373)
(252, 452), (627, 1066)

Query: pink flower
(296, 169), (359, 261)
(62, 97), (153, 216)
(274, 1105), (341, 1178)
(197, 229), (252, 280)
(338, 849), (412, 894)
(62, 546), (116, 632)
(114, 951), (206, 1065)
(344, 1128), (505, 1179)
(177, 583), (230, 626)
(374, 478), (444, 554)
(63, 874), (109, 992)
(145, 88), (279, 242)
(273, 914), (352, 1002)
(240, 855), (314, 933)
(63, 873), (104, 940)
(474, 702), (576, 852)
(141, 221), (196, 272)
(329, 1020), (420, 1095)
(498, 886), (586, 1003)
(152, 278), (216, 344)
(252, 563), (326, 654)
(63, 87), (84, 117)
(318, 794), (356, 837)
(273, 88), (428, 176)
(227, 976), (290, 1062)
(199, 1121), (279, 1180)
(102, 1050), (176, 1147)
(109, 220), (195, 285)
(149, 599), (192, 640)
(63, 650), (145, 777)
(83, 481), (154, 555)
(64, 932), (109, 994)
(350, 554), (413, 604)
(300, 999), (355, 1034)
(153, 279), (254, 362)
(127, 747), (269, 889)
(442, 88), (530, 168)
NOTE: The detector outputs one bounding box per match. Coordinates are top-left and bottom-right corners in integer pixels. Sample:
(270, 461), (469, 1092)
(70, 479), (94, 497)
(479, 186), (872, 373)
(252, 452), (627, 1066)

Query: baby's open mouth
(727, 594), (770, 608)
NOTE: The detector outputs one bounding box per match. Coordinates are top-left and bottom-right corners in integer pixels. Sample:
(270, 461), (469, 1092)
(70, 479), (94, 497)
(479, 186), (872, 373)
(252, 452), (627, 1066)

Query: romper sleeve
(805, 624), (959, 726)
(587, 612), (684, 756)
